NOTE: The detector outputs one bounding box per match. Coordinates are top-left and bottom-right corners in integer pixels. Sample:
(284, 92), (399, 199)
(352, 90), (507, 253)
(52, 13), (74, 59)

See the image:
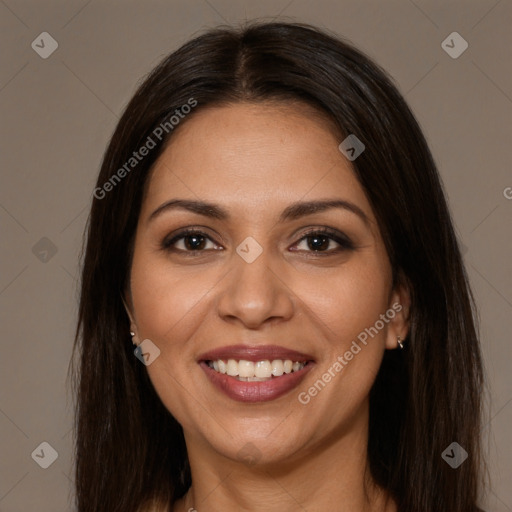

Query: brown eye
(182, 233), (207, 251)
(291, 228), (355, 255)
(304, 234), (332, 251)
(162, 229), (221, 253)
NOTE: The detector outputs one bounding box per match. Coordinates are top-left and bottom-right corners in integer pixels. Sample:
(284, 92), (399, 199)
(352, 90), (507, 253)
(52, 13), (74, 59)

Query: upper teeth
(208, 359), (306, 379)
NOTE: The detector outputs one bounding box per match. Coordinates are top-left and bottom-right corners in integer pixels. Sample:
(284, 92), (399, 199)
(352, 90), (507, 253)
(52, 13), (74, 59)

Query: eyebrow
(147, 198), (370, 227)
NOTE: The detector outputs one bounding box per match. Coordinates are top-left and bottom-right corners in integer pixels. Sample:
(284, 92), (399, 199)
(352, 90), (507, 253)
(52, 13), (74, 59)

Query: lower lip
(199, 361), (315, 403)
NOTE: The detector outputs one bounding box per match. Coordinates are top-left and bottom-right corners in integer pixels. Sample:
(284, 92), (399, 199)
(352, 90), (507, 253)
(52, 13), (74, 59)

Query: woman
(71, 21), (486, 512)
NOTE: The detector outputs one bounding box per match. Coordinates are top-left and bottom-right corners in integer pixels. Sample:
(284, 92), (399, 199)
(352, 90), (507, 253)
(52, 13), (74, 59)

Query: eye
(161, 228), (222, 254)
(161, 227), (355, 256)
(291, 227), (355, 255)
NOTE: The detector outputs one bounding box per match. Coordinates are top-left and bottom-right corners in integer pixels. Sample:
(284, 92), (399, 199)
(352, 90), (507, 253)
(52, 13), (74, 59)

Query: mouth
(204, 358), (312, 381)
(197, 345), (316, 403)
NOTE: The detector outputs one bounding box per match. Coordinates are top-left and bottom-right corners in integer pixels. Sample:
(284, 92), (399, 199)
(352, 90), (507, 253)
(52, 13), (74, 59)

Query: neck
(173, 407), (395, 512)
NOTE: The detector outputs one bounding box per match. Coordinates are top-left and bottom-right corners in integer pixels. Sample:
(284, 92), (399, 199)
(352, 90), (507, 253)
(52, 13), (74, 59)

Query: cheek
(293, 253), (392, 408)
(128, 251), (218, 426)
(129, 249), (222, 348)
(297, 255), (391, 347)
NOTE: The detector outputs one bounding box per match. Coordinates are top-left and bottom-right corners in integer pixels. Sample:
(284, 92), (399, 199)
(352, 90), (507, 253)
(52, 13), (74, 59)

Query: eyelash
(161, 227), (355, 257)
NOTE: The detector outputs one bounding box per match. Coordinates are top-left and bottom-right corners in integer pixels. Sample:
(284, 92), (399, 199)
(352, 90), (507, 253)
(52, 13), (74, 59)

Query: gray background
(0, 1), (510, 510)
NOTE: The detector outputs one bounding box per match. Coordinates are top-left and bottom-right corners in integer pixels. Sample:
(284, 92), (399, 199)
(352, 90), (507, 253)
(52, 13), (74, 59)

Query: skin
(125, 102), (410, 512)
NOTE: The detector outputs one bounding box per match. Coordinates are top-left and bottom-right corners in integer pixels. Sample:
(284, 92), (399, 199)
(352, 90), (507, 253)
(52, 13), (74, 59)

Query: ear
(121, 292), (140, 344)
(384, 275), (411, 350)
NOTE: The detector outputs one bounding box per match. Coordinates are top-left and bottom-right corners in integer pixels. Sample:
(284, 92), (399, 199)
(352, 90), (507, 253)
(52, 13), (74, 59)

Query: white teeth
(271, 360), (284, 376)
(254, 360), (272, 378)
(207, 358), (306, 379)
(226, 359), (239, 376)
(238, 360), (254, 378)
(218, 360), (227, 374)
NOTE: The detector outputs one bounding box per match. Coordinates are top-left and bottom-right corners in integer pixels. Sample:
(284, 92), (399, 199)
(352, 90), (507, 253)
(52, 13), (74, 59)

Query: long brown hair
(70, 21), (486, 511)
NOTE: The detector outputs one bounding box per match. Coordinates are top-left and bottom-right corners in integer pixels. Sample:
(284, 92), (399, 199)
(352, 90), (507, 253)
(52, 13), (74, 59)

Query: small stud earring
(129, 325), (138, 347)
(397, 335), (404, 349)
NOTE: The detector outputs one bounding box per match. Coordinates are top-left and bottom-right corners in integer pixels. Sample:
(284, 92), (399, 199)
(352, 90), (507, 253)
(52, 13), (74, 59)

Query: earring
(397, 335), (404, 349)
(130, 325), (138, 347)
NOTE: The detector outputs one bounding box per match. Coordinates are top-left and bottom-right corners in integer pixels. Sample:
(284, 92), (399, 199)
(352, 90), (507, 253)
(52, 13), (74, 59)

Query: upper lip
(197, 344), (315, 363)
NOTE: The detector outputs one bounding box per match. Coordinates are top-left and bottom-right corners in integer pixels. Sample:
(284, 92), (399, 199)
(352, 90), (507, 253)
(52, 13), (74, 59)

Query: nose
(216, 246), (295, 329)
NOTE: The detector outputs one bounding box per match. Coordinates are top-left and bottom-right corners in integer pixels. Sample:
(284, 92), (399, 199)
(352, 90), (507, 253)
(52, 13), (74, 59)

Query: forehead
(142, 102), (373, 225)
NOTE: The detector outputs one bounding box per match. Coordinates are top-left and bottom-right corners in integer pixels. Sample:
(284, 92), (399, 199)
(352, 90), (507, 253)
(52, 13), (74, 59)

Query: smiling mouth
(205, 358), (312, 381)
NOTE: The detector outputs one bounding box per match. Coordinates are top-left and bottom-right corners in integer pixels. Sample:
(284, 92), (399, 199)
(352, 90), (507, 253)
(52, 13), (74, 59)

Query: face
(126, 101), (409, 466)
